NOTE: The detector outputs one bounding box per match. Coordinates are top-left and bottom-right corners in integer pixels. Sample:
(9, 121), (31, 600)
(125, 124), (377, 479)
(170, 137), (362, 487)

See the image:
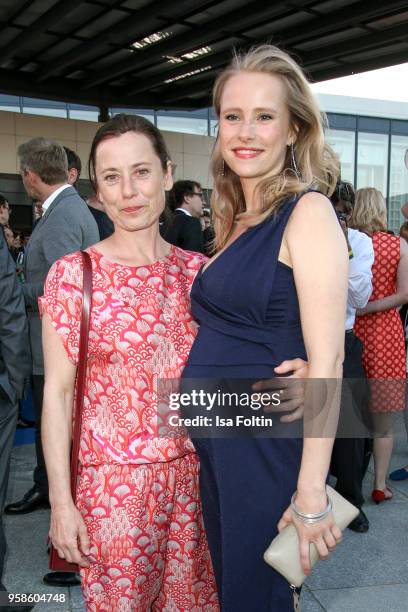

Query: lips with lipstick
(232, 147), (264, 159)
(121, 204), (148, 214)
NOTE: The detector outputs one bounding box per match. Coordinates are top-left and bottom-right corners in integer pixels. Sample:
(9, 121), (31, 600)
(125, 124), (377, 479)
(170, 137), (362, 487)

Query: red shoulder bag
(49, 250), (93, 572)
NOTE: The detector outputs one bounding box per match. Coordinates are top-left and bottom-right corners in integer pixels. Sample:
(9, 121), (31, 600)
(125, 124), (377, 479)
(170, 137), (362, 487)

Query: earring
(221, 159), (225, 176)
(290, 143), (302, 181)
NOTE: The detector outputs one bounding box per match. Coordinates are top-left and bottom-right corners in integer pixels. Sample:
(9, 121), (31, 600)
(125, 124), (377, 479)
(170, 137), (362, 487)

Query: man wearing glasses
(164, 180), (205, 253)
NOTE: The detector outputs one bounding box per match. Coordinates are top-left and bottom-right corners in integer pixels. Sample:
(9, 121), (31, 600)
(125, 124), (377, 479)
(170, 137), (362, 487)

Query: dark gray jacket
(164, 209), (204, 253)
(23, 185), (99, 374)
(0, 230), (30, 404)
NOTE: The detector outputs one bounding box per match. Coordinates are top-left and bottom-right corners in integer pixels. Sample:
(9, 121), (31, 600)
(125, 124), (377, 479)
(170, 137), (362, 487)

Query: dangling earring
(290, 143), (302, 181)
(221, 159), (225, 176)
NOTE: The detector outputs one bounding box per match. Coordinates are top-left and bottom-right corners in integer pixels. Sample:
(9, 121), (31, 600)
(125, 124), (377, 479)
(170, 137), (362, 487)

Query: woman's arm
(42, 314), (90, 567)
(278, 191), (348, 573)
(357, 238), (408, 315)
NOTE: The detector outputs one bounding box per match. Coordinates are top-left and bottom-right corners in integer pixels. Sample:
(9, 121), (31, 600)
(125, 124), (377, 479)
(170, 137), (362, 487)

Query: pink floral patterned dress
(39, 245), (218, 612)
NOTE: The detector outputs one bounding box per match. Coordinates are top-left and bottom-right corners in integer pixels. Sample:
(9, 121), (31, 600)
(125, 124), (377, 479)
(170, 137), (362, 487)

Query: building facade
(1, 92), (407, 235)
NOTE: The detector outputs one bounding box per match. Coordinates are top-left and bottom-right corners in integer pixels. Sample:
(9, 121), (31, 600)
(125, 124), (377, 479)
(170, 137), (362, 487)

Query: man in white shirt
(330, 181), (374, 533)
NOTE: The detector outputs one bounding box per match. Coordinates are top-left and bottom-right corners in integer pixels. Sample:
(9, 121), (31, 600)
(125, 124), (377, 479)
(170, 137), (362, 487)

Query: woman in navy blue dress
(183, 46), (349, 611)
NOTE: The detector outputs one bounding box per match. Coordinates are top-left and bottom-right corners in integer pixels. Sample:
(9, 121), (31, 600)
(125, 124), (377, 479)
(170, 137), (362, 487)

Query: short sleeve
(38, 253), (83, 365)
(182, 250), (208, 290)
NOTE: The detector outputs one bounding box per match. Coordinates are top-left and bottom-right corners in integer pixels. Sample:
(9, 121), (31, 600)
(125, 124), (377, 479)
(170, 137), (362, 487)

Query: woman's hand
(50, 502), (91, 567)
(277, 490), (342, 576)
(252, 358), (309, 422)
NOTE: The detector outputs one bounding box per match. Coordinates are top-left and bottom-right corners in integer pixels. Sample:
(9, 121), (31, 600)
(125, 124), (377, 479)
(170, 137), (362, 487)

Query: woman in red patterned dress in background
(352, 188), (408, 504)
(39, 114), (218, 611)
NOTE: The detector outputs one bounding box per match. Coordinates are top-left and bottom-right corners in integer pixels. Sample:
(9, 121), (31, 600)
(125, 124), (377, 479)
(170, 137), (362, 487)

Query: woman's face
(219, 71), (293, 184)
(95, 131), (172, 232)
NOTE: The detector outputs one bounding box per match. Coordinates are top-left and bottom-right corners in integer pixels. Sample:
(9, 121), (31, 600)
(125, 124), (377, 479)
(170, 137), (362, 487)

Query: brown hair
(18, 138), (68, 185)
(168, 180), (202, 210)
(211, 45), (339, 250)
(88, 113), (171, 192)
(349, 188), (387, 234)
(330, 180), (355, 214)
(399, 221), (408, 243)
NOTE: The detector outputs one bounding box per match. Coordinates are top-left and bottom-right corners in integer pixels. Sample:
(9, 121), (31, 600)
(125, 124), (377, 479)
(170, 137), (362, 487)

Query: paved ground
(3, 420), (408, 611)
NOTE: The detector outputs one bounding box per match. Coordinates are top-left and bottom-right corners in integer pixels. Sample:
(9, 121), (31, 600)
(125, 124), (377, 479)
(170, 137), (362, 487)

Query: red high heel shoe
(371, 487), (393, 504)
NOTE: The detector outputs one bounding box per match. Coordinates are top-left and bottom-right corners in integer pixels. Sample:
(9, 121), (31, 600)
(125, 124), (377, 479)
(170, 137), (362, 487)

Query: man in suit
(5, 139), (99, 522)
(64, 146), (114, 240)
(163, 180), (205, 252)
(0, 230), (32, 610)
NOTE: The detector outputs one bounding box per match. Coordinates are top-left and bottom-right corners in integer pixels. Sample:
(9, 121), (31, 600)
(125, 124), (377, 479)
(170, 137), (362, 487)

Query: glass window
(357, 132), (389, 196)
(327, 113), (356, 131)
(210, 119), (218, 137)
(157, 109), (208, 136)
(0, 94), (21, 113)
(22, 97), (67, 118)
(388, 134), (408, 235)
(325, 129), (355, 183)
(23, 106), (67, 118)
(68, 103), (99, 122)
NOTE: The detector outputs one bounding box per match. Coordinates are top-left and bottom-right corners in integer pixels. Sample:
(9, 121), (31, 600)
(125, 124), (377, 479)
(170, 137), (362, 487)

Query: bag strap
(70, 250), (93, 502)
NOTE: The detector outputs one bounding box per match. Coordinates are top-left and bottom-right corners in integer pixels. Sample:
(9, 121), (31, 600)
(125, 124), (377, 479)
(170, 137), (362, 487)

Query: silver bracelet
(291, 491), (332, 524)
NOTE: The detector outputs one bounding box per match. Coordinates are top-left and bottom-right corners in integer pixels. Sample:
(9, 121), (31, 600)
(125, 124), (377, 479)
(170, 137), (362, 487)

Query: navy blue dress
(183, 194), (308, 611)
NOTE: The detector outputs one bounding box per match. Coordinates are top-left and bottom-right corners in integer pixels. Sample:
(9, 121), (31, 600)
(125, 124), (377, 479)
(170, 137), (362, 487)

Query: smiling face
(94, 131), (172, 232)
(219, 71), (294, 195)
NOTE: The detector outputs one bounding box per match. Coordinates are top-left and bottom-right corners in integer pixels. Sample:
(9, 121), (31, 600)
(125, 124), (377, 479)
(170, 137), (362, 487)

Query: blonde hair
(211, 45), (339, 250)
(350, 188), (387, 234)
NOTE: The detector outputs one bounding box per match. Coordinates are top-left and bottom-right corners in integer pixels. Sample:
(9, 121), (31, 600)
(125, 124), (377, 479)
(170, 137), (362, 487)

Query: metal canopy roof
(0, 0), (407, 113)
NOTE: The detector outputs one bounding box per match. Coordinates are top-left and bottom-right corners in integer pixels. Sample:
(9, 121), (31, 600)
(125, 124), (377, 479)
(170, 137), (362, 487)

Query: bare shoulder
(292, 191), (333, 217)
(286, 191), (337, 235)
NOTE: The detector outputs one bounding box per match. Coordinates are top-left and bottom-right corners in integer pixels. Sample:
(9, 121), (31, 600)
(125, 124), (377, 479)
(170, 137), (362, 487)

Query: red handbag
(49, 251), (93, 572)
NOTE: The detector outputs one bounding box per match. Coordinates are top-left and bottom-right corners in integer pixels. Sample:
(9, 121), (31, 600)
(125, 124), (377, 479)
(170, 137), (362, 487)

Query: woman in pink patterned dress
(39, 114), (218, 611)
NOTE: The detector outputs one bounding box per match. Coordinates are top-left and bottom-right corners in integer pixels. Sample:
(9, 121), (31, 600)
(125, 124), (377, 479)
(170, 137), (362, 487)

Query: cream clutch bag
(263, 485), (359, 588)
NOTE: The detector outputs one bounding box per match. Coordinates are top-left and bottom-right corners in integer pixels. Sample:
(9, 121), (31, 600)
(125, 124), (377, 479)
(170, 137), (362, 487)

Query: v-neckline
(200, 224), (258, 278)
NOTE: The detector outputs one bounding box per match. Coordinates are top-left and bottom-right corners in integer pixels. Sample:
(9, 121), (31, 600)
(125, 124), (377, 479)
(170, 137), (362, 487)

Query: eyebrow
(221, 107), (278, 114)
(101, 162), (152, 172)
